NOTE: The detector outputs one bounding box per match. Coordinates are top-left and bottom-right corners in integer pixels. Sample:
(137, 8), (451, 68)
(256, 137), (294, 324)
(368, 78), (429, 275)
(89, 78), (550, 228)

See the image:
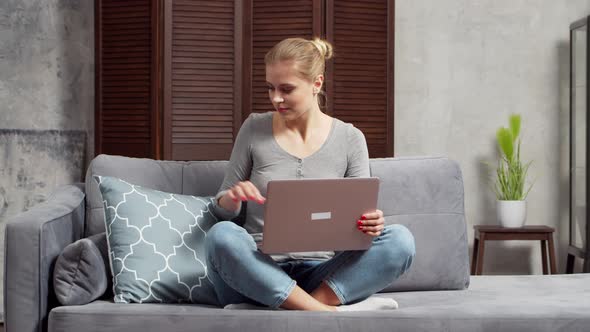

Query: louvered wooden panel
(96, 0), (154, 158)
(328, 0), (394, 157)
(250, 0), (318, 115)
(164, 0), (241, 160)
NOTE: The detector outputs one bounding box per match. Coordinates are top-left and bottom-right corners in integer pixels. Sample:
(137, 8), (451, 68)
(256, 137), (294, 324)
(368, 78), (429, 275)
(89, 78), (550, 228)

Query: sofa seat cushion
(49, 274), (590, 332)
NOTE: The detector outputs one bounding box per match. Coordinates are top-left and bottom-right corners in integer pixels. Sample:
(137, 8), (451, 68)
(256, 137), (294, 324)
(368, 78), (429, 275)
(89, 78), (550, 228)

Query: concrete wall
(0, 0), (94, 311)
(395, 1), (590, 274)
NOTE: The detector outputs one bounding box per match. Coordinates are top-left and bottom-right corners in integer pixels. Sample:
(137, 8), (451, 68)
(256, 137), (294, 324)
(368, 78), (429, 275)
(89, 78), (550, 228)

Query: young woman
(207, 37), (415, 311)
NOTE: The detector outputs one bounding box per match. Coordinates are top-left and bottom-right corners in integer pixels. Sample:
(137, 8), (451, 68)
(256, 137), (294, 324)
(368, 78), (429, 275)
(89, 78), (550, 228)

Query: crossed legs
(205, 222), (415, 311)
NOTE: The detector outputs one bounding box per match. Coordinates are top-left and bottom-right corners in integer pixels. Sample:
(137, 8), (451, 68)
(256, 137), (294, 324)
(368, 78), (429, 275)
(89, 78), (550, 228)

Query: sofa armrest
(4, 184), (85, 332)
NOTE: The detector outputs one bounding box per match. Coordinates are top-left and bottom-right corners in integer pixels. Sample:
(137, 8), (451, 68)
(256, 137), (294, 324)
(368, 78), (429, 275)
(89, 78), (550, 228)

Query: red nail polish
(361, 215), (366, 220)
(358, 225), (362, 230)
(357, 220), (362, 226)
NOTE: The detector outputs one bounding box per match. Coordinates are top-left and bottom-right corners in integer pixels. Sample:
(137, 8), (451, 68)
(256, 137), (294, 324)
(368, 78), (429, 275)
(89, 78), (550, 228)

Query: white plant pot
(497, 200), (527, 228)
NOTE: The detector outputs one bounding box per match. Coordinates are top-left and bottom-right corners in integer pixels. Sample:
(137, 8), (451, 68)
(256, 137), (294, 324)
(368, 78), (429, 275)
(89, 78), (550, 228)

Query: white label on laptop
(311, 212), (332, 221)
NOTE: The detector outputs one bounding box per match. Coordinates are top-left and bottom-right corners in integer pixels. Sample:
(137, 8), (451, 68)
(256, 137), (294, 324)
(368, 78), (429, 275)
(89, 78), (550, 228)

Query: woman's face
(266, 60), (322, 120)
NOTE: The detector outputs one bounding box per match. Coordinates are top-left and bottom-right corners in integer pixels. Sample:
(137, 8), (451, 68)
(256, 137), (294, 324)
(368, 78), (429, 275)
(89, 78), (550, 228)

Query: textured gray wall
(0, 129), (87, 216)
(396, 1), (590, 274)
(0, 0), (94, 312)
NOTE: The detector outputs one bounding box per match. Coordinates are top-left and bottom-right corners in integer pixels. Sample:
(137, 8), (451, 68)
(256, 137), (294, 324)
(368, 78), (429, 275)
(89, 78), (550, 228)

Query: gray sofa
(4, 154), (590, 332)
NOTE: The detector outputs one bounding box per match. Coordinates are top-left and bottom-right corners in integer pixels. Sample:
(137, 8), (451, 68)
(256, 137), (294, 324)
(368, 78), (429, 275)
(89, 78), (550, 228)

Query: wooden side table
(471, 225), (557, 275)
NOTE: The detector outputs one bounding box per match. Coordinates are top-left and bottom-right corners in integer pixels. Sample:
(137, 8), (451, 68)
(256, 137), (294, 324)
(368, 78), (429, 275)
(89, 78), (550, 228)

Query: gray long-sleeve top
(211, 111), (370, 261)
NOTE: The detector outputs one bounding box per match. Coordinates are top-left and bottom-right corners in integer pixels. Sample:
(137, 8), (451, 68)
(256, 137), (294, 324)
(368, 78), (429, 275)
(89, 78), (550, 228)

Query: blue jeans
(205, 221), (416, 309)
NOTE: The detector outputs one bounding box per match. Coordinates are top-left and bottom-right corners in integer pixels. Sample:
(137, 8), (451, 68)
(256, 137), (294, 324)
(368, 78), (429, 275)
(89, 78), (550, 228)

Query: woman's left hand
(357, 209), (385, 237)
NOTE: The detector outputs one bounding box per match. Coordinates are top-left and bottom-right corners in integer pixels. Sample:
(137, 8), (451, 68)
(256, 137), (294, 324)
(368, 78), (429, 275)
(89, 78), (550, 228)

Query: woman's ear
(314, 74), (324, 93)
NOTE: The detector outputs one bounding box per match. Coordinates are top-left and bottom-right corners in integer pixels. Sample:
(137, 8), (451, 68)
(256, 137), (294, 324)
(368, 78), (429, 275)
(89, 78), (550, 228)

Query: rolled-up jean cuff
(324, 278), (347, 305)
(270, 280), (297, 309)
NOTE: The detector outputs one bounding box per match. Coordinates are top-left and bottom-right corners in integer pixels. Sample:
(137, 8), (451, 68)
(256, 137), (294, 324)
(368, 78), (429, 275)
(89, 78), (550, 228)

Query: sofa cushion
(94, 175), (219, 305)
(48, 275), (590, 332)
(86, 155), (234, 237)
(87, 154), (470, 293)
(85, 155), (186, 237)
(53, 233), (110, 305)
(371, 157), (470, 291)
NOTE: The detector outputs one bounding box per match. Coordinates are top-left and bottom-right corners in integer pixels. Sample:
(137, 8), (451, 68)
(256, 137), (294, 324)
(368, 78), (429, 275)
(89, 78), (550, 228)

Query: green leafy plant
(493, 114), (534, 201)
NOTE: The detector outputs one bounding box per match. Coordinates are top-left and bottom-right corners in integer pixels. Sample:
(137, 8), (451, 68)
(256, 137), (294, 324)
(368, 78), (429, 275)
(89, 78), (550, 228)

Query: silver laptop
(257, 177), (380, 254)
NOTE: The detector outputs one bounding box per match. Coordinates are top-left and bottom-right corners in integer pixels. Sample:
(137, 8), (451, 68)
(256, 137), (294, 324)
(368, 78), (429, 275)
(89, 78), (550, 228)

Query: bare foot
(281, 285), (339, 311)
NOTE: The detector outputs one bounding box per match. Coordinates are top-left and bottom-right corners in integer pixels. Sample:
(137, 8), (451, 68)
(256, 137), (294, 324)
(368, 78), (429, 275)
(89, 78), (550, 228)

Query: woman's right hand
(227, 181), (266, 204)
(219, 181), (266, 211)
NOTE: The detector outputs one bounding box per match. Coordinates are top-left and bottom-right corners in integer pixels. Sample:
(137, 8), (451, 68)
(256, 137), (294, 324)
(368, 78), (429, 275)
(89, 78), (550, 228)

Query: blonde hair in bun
(310, 38), (333, 61)
(265, 37), (334, 83)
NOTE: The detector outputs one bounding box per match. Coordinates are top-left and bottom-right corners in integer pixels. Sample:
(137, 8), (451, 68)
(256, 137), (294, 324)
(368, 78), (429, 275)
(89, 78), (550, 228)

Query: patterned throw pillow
(94, 175), (219, 305)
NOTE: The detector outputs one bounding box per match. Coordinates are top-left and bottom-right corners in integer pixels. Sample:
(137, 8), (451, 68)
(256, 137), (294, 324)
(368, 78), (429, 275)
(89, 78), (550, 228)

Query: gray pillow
(53, 232), (110, 305)
(94, 175), (219, 305)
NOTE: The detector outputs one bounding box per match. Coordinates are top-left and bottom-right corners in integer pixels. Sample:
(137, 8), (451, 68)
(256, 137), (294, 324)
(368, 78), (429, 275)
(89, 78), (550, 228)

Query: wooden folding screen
(163, 0), (242, 160)
(248, 0), (322, 115)
(95, 0), (394, 160)
(327, 0), (394, 157)
(95, 0), (160, 158)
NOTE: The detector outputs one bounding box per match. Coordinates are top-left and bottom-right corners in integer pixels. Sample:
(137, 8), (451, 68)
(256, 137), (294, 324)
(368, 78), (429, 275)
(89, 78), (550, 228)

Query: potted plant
(493, 114), (534, 228)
